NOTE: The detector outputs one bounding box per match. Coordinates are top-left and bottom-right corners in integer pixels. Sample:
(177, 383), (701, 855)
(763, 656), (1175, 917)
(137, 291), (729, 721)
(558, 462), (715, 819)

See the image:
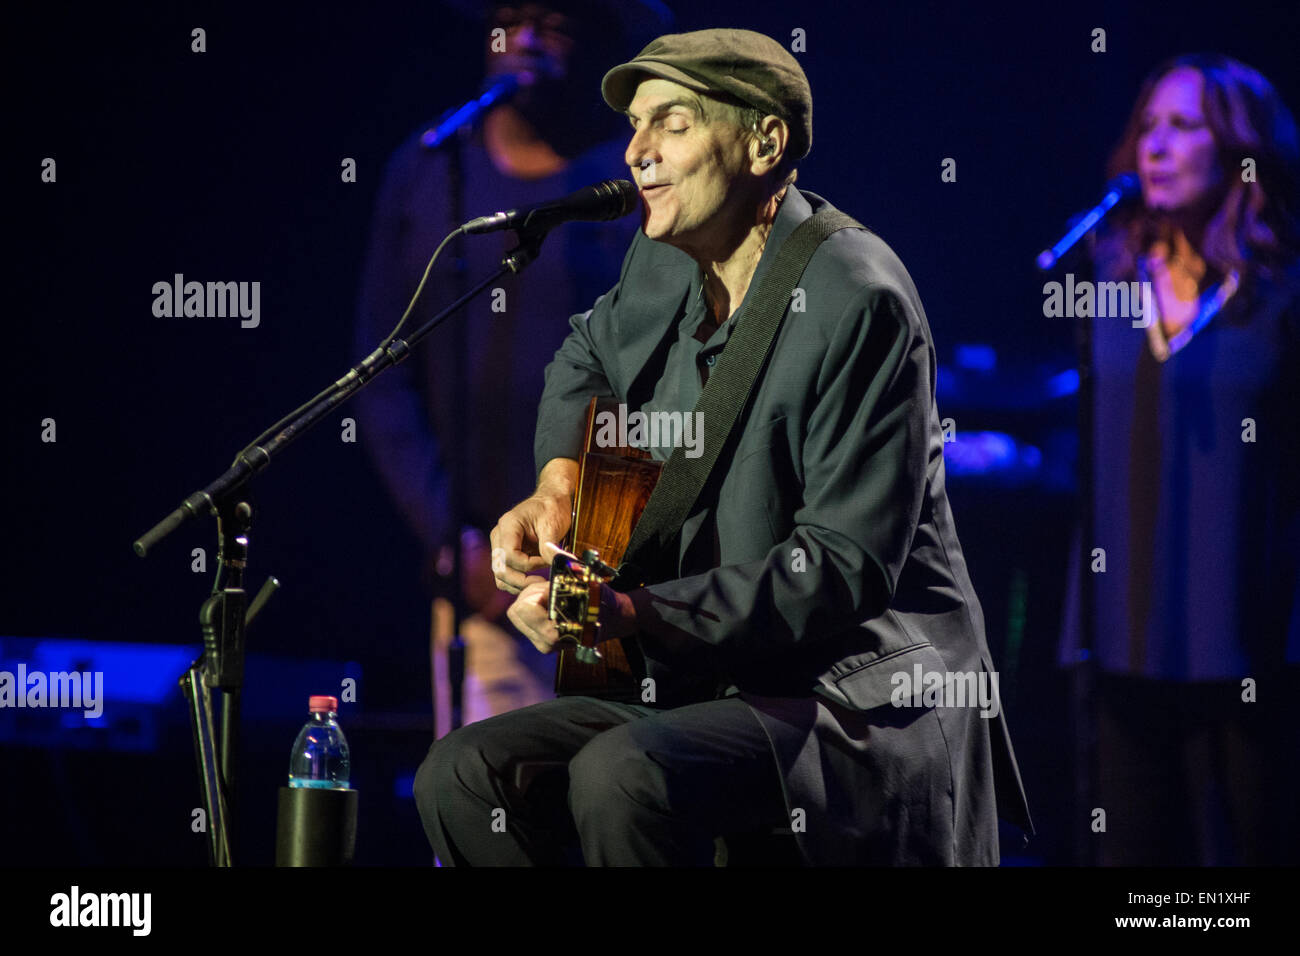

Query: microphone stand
(445, 131), (469, 734)
(135, 231), (548, 866)
(422, 82), (530, 733)
(1039, 195), (1121, 867)
(1073, 291), (1098, 867)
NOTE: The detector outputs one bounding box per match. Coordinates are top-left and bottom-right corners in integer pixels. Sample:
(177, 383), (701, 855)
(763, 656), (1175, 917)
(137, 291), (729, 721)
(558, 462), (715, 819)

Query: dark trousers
(413, 695), (790, 865)
(1096, 670), (1300, 865)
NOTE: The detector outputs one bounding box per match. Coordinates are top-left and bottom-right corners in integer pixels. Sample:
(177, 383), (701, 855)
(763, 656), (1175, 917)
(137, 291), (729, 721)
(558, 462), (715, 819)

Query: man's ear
(751, 115), (790, 174)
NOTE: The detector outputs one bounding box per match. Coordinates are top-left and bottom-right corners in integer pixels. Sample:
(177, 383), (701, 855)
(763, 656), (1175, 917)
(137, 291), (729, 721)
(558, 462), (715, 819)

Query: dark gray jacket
(535, 186), (1033, 864)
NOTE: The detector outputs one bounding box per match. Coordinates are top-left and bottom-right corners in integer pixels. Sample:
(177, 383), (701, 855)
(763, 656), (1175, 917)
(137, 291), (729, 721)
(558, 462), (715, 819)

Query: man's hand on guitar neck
(490, 457), (637, 654)
(507, 557), (638, 654)
(490, 457), (579, 595)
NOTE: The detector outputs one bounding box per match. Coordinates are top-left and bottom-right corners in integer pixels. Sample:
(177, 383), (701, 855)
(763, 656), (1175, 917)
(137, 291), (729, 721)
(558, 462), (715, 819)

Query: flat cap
(601, 28), (812, 161)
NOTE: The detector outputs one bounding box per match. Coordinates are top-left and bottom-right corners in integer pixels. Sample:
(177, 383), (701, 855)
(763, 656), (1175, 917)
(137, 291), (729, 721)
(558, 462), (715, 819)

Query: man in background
(354, 1), (673, 723)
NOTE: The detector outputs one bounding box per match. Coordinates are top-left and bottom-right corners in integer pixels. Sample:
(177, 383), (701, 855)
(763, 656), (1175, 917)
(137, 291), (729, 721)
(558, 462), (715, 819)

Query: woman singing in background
(1062, 53), (1300, 865)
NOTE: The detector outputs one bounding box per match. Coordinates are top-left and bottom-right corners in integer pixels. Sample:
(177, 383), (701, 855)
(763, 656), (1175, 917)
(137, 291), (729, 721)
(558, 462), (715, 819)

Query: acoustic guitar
(547, 397), (662, 699)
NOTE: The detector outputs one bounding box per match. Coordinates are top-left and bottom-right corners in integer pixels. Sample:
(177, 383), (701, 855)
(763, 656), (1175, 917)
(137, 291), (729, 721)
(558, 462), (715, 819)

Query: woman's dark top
(1060, 243), (1300, 680)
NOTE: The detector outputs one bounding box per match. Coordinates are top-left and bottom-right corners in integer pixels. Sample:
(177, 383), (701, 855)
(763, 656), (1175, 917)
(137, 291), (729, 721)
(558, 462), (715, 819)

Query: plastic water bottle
(288, 695), (351, 789)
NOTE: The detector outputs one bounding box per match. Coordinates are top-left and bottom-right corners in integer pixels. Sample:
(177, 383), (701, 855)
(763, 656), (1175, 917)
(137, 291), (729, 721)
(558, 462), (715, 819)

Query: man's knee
(413, 724), (497, 820)
(412, 740), (444, 821)
(567, 728), (668, 824)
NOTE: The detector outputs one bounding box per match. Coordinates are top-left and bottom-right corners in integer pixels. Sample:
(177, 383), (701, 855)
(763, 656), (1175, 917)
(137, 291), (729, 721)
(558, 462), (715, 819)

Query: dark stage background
(6, 0), (1298, 867)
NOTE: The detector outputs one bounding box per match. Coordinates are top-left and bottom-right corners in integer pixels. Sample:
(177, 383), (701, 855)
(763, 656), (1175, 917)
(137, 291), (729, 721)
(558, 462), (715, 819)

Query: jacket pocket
(827, 642), (949, 711)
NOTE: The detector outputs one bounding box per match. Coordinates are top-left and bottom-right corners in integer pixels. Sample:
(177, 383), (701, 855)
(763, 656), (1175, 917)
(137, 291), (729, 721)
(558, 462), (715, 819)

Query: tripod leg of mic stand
(220, 688), (241, 865)
(1073, 310), (1099, 866)
(182, 663), (232, 866)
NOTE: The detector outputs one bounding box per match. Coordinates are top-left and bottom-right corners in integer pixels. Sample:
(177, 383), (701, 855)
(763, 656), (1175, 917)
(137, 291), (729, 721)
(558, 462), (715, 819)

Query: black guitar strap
(617, 204), (864, 586)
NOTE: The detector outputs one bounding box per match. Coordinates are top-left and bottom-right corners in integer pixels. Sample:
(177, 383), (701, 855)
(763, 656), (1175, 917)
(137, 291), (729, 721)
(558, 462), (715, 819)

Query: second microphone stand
(137, 228), (548, 866)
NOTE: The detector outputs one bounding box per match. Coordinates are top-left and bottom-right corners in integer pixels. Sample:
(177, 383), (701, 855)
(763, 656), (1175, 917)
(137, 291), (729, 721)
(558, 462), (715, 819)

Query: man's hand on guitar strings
(488, 490), (573, 595)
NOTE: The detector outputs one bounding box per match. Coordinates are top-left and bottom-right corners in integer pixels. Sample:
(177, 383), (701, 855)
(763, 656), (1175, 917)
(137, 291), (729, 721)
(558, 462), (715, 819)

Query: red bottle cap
(309, 695), (339, 713)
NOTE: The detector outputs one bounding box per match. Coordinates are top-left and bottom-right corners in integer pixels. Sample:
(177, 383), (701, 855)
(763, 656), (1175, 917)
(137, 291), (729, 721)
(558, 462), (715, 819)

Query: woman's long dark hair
(1100, 54), (1300, 286)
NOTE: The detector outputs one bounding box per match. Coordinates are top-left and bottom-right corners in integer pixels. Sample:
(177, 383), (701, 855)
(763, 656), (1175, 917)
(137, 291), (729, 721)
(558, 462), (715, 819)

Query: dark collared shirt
(638, 272), (737, 460)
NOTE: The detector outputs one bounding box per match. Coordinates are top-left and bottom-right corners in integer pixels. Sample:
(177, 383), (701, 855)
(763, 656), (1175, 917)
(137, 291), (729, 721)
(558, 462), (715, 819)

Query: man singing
(414, 27), (1033, 865)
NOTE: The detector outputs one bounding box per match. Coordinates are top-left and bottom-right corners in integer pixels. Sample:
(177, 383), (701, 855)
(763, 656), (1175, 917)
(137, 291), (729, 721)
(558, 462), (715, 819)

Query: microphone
(461, 179), (639, 235)
(421, 73), (534, 151)
(1035, 173), (1141, 271)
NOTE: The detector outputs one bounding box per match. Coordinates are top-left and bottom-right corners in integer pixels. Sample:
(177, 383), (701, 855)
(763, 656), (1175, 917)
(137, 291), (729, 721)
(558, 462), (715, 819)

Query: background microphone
(1035, 173), (1141, 271)
(421, 73), (534, 151)
(461, 179), (639, 235)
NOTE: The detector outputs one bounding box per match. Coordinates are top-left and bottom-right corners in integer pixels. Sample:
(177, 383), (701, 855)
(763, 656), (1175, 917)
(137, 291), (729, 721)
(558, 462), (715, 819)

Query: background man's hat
(601, 28), (813, 160)
(446, 0), (675, 53)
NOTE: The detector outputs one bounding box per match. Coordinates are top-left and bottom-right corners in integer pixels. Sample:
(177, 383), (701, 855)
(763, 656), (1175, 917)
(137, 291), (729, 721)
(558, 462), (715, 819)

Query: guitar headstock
(546, 544), (616, 664)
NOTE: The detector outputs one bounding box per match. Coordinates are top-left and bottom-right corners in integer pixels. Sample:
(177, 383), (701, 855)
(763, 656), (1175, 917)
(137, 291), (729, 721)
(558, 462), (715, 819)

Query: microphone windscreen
(602, 179), (639, 218)
(1107, 172), (1141, 201)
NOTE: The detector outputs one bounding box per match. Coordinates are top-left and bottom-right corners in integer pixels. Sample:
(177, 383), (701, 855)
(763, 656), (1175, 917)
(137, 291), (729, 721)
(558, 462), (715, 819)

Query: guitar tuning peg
(580, 549), (618, 579)
(574, 644), (603, 664)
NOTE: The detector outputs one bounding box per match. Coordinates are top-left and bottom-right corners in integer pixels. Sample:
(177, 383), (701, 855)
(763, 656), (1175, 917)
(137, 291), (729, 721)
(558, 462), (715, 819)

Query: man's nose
(625, 131), (659, 175)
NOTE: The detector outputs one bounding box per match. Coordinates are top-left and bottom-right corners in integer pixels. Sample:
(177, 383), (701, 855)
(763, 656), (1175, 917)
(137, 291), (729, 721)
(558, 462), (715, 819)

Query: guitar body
(553, 397), (662, 698)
